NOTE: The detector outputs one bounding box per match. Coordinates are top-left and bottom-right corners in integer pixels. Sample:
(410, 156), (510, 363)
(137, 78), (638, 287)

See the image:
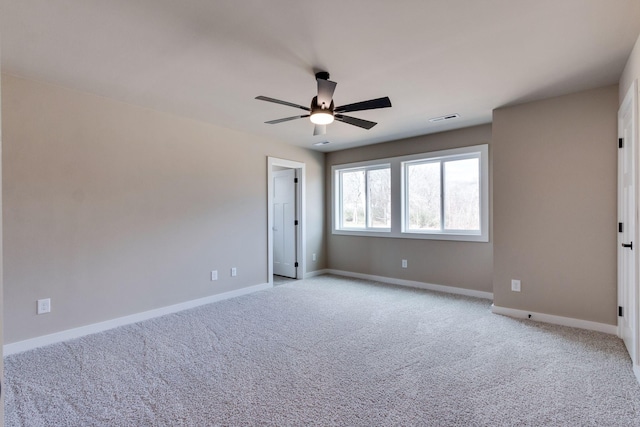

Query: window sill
(332, 229), (489, 242)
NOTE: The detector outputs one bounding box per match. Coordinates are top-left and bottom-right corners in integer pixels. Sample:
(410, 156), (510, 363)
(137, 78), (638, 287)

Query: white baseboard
(491, 304), (617, 335)
(4, 282), (272, 356)
(326, 269), (494, 300)
(304, 269), (329, 279)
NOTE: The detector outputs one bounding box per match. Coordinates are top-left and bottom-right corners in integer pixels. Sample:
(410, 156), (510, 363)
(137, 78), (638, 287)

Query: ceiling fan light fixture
(310, 111), (334, 125)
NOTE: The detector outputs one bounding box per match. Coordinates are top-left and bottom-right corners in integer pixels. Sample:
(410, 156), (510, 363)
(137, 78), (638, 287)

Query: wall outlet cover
(37, 298), (51, 314)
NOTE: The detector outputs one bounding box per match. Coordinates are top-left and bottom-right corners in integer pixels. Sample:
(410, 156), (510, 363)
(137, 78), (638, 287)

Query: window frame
(402, 151), (483, 236)
(332, 144), (489, 242)
(335, 162), (392, 232)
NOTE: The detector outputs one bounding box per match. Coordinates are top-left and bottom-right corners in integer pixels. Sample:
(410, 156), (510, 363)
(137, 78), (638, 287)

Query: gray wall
(325, 125), (493, 293)
(492, 85), (618, 325)
(0, 72), (624, 347)
(2, 74), (325, 344)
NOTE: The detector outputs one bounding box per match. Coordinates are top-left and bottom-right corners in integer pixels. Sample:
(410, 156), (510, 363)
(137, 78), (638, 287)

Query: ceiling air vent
(429, 113), (460, 123)
(313, 141), (330, 146)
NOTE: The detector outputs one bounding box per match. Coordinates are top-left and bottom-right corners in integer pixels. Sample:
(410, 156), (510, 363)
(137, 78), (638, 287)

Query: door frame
(618, 79), (640, 378)
(267, 157), (305, 286)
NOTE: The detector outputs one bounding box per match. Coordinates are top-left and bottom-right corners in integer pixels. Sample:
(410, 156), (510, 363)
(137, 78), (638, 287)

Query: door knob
(622, 242), (633, 250)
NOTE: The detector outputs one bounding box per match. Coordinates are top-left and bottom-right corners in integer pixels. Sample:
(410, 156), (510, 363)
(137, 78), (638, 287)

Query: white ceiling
(2, 0), (640, 151)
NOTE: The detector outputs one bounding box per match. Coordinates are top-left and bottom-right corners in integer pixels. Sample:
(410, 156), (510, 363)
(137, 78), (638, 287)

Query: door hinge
(294, 262), (299, 268)
(619, 138), (624, 148)
(619, 306), (624, 317)
(294, 220), (298, 226)
(294, 178), (298, 183)
(619, 222), (624, 233)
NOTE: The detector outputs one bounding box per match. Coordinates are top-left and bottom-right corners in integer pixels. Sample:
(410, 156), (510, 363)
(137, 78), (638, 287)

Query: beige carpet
(5, 275), (640, 426)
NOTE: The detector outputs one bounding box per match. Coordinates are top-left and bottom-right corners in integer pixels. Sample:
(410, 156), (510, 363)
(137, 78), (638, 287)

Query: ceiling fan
(255, 71), (392, 136)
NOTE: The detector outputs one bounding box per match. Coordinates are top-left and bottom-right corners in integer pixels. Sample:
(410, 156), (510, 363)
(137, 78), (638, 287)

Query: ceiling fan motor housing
(311, 96), (334, 113)
(315, 71), (330, 81)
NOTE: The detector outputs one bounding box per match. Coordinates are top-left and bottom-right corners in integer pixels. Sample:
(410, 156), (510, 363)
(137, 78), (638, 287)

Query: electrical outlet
(231, 267), (237, 277)
(402, 259), (408, 268)
(37, 298), (51, 314)
(312, 253), (317, 262)
(211, 270), (218, 281)
(511, 279), (521, 292)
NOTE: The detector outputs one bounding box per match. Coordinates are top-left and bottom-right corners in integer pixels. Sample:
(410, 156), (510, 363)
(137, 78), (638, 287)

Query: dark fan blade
(335, 114), (377, 130)
(256, 96), (310, 112)
(265, 115), (309, 124)
(334, 97), (392, 113)
(313, 124), (326, 136)
(316, 79), (337, 108)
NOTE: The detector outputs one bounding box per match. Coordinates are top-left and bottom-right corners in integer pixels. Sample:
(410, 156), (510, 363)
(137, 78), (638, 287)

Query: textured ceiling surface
(2, 0), (640, 151)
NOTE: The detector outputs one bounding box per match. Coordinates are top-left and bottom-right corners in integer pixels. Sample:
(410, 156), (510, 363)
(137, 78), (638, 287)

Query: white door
(618, 81), (638, 363)
(273, 169), (297, 278)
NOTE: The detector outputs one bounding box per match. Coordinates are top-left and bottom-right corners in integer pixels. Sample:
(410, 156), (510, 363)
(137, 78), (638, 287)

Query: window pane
(368, 168), (391, 228)
(341, 170), (366, 228)
(444, 158), (480, 230)
(407, 162), (441, 230)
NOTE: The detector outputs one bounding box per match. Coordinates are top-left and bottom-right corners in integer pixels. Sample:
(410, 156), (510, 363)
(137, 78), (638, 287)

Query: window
(403, 154), (480, 234)
(332, 144), (488, 242)
(337, 164), (391, 231)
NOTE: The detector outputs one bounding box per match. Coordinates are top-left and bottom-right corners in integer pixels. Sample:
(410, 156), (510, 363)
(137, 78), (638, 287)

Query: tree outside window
(340, 166), (390, 230)
(405, 157), (479, 232)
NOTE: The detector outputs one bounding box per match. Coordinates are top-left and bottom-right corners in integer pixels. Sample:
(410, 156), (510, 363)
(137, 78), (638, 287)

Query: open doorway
(267, 157), (305, 287)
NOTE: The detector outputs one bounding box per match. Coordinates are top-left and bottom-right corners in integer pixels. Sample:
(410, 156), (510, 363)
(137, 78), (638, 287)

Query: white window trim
(332, 144), (489, 242)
